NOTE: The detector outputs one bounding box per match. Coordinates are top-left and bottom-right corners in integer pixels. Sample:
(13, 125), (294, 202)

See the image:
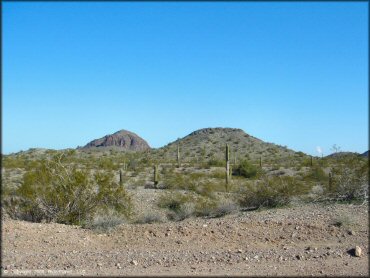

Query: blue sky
(3, 1), (368, 155)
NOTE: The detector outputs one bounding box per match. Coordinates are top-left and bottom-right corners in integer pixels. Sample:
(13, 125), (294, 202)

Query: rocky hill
(325, 152), (361, 158)
(81, 130), (150, 151)
(152, 127), (302, 163)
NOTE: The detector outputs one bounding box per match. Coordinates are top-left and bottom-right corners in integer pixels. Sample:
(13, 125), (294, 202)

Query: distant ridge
(154, 127), (300, 161)
(325, 151), (360, 158)
(81, 130), (150, 151)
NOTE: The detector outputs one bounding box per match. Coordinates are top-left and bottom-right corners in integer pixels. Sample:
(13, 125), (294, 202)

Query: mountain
(360, 150), (369, 157)
(81, 130), (150, 151)
(152, 127), (302, 163)
(325, 152), (360, 158)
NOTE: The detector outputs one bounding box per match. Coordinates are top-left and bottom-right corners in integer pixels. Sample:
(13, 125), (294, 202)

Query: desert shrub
(11, 155), (133, 225)
(303, 165), (327, 183)
(162, 172), (217, 196)
(199, 200), (239, 218)
(168, 202), (196, 221)
(207, 159), (224, 167)
(2, 156), (26, 169)
(158, 191), (219, 221)
(209, 169), (226, 179)
(327, 157), (368, 202)
(158, 191), (194, 211)
(234, 160), (258, 178)
(84, 210), (125, 232)
(239, 176), (307, 208)
(331, 214), (353, 228)
(135, 212), (164, 224)
(98, 158), (119, 170)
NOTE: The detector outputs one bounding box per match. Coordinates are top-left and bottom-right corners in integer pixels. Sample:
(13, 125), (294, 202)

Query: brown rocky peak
(82, 129), (150, 151)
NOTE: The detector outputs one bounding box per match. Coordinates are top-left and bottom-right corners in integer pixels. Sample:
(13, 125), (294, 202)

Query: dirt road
(2, 203), (368, 276)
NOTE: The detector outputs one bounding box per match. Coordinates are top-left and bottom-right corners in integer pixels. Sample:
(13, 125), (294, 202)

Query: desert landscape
(3, 2), (368, 276)
(2, 128), (369, 276)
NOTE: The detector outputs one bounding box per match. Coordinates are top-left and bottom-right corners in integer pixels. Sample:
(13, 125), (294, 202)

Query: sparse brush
(84, 211), (125, 233)
(331, 214), (353, 228)
(135, 213), (164, 224)
(211, 201), (239, 217)
(15, 156), (133, 225)
(239, 176), (308, 209)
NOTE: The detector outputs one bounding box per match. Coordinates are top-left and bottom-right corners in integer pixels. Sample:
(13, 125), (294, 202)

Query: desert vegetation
(2, 129), (368, 232)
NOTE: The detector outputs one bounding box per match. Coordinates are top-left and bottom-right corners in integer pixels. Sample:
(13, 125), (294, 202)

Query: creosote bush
(157, 191), (236, 221)
(234, 160), (259, 178)
(327, 157), (368, 202)
(239, 176), (307, 208)
(10, 154), (133, 225)
(84, 210), (126, 233)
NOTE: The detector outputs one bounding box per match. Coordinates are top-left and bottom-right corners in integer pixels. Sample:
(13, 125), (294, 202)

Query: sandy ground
(1, 202), (368, 276)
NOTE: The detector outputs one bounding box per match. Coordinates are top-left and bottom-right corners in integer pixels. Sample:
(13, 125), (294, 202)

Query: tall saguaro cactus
(226, 144), (230, 191)
(154, 165), (159, 186)
(310, 156), (313, 167)
(328, 172), (332, 191)
(119, 170), (123, 187)
(177, 143), (181, 168)
(259, 156), (262, 168)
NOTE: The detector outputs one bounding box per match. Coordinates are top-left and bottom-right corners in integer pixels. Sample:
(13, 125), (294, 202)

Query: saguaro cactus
(259, 156), (262, 168)
(226, 144), (230, 191)
(328, 172), (332, 191)
(119, 170), (123, 186)
(310, 156), (313, 167)
(177, 143), (181, 168)
(154, 165), (159, 186)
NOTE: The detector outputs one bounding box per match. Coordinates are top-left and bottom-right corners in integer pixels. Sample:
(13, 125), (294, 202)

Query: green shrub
(135, 212), (164, 224)
(328, 157), (368, 201)
(84, 210), (125, 232)
(304, 165), (327, 183)
(158, 191), (218, 221)
(12, 155), (133, 225)
(207, 159), (224, 167)
(234, 160), (258, 178)
(239, 176), (306, 208)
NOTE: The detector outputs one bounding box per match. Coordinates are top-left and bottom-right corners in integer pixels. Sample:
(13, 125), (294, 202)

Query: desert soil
(2, 202), (368, 277)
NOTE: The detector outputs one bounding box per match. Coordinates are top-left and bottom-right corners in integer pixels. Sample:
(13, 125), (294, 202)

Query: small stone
(296, 255), (304, 260)
(355, 246), (362, 257)
(202, 224), (208, 228)
(348, 230), (355, 236)
(237, 249), (243, 253)
(253, 255), (259, 260)
(131, 260), (138, 266)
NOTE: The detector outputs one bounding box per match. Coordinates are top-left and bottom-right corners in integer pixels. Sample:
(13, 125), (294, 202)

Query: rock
(82, 129), (150, 151)
(237, 249), (243, 253)
(253, 255), (259, 260)
(355, 246), (362, 257)
(130, 260), (138, 266)
(348, 230), (355, 236)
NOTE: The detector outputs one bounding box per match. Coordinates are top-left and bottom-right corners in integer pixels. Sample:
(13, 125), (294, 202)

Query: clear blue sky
(3, 1), (368, 155)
